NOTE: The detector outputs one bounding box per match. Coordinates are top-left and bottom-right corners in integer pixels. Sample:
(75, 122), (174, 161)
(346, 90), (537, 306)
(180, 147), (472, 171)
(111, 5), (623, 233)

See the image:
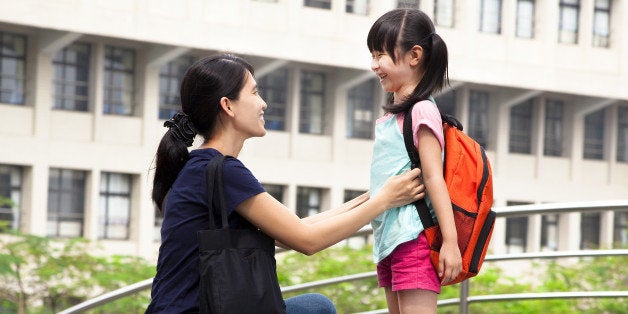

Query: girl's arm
(235, 168), (424, 255)
(417, 125), (462, 285)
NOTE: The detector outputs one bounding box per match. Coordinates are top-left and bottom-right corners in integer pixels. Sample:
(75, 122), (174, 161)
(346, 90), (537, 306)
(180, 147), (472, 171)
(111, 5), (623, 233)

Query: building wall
(0, 0), (627, 261)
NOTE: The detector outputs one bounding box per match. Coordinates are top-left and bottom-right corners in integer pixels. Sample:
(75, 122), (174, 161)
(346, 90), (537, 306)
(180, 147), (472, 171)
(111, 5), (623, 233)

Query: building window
(0, 165), (22, 232)
(505, 201), (531, 253)
(584, 109), (605, 160)
(296, 187), (322, 218)
(347, 79), (376, 139)
(99, 172), (131, 240)
(258, 68), (288, 131)
(592, 0), (611, 48)
(159, 55), (195, 120)
(262, 184), (285, 203)
(154, 209), (163, 242)
(479, 0), (502, 34)
(47, 169), (86, 238)
(53, 42), (90, 111)
(434, 0), (455, 27)
(618, 106), (628, 162)
(344, 190), (366, 202)
(544, 99), (564, 157)
(506, 217), (528, 253)
(541, 214), (559, 251)
(558, 0), (580, 44)
(468, 90), (490, 149)
(304, 0), (331, 9)
(435, 90), (456, 117)
(516, 0), (535, 38)
(509, 100), (533, 154)
(614, 211), (628, 247)
(0, 31), (26, 105)
(397, 0), (420, 9)
(346, 0), (369, 15)
(580, 212), (600, 249)
(300, 71), (326, 134)
(104, 46), (135, 115)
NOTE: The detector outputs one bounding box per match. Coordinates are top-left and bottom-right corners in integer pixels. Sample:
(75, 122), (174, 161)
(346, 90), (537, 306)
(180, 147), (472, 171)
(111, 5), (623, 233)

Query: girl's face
(370, 48), (421, 103)
(230, 71), (268, 138)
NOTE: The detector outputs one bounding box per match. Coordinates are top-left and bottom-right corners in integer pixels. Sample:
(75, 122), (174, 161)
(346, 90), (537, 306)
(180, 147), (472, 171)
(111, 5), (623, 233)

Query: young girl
(367, 9), (462, 314)
(146, 54), (425, 313)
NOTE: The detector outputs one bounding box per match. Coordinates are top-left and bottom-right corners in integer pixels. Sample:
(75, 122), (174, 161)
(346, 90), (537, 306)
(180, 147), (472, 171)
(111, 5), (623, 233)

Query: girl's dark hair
(152, 54), (254, 211)
(367, 9), (449, 114)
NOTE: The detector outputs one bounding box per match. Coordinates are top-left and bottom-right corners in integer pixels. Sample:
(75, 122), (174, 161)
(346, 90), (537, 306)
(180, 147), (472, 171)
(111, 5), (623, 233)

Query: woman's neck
(201, 135), (244, 158)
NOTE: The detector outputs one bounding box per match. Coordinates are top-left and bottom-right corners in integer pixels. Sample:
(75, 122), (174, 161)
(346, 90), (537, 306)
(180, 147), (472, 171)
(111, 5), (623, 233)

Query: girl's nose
(370, 58), (379, 71)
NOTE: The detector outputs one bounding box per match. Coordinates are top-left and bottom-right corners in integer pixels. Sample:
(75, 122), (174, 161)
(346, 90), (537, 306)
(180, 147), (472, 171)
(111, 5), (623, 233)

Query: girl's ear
(219, 97), (235, 117)
(408, 45), (424, 67)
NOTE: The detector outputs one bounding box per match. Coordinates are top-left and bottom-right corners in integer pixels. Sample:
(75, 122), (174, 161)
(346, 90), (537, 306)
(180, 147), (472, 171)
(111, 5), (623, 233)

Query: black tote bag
(198, 155), (285, 314)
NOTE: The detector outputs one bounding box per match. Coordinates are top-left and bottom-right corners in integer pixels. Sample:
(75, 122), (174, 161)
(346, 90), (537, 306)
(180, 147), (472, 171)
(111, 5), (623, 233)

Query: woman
(146, 54), (425, 313)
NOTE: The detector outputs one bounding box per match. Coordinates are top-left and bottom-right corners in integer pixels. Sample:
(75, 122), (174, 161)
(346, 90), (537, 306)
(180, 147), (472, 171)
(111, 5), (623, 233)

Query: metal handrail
(57, 200), (628, 314)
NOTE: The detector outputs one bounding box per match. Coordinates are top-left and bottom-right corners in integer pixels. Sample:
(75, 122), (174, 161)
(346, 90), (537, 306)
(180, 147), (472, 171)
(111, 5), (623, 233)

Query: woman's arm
(417, 126), (462, 285)
(235, 168), (424, 255)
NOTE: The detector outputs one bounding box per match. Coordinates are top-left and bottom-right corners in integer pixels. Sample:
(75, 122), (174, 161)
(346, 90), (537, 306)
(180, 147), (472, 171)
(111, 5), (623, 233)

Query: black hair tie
(164, 112), (197, 147)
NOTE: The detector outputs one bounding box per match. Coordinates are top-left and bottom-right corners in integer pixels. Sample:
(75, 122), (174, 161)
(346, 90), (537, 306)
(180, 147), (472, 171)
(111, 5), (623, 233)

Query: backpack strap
(402, 108), (437, 229)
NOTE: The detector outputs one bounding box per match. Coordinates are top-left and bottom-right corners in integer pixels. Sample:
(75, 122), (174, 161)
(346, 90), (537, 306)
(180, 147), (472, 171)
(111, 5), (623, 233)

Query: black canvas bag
(198, 155), (285, 314)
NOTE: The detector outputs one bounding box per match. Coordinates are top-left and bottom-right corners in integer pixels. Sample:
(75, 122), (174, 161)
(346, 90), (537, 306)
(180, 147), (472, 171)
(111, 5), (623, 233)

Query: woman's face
(231, 71), (268, 138)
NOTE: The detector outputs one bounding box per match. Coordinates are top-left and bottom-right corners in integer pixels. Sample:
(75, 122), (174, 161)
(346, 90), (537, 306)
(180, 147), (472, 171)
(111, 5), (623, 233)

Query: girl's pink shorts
(376, 232), (441, 293)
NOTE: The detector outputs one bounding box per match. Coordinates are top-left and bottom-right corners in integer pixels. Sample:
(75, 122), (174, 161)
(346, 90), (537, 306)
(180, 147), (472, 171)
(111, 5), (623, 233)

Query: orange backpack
(403, 108), (495, 285)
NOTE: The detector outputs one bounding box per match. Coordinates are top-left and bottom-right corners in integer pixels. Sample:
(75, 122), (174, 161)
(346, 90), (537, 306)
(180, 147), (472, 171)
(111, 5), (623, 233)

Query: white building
(0, 0), (626, 261)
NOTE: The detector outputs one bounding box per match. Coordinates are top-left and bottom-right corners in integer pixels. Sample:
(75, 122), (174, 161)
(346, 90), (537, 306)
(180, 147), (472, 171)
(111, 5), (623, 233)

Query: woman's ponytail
(152, 112), (197, 211)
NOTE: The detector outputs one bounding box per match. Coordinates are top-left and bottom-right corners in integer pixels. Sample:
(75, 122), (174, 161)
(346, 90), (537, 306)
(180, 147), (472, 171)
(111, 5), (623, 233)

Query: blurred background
(0, 1), (626, 311)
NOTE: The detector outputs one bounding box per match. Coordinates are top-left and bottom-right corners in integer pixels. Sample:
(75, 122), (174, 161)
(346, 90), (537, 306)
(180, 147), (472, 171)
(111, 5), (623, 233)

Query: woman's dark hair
(367, 9), (449, 114)
(152, 54), (254, 211)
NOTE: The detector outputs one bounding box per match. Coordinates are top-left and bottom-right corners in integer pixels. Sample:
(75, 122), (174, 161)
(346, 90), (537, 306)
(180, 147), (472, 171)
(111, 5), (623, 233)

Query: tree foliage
(0, 232), (154, 314)
(277, 244), (628, 313)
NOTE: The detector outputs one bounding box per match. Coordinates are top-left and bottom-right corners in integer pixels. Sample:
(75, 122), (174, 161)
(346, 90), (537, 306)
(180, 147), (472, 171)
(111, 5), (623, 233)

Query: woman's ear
(408, 45), (424, 67)
(219, 97), (235, 117)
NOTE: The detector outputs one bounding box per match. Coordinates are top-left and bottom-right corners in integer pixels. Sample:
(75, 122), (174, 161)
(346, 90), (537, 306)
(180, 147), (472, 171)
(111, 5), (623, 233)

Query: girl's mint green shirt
(369, 99), (444, 263)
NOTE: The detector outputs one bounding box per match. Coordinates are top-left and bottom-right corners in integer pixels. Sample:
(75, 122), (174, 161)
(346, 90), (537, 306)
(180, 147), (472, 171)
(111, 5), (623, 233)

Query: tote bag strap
(206, 155), (229, 230)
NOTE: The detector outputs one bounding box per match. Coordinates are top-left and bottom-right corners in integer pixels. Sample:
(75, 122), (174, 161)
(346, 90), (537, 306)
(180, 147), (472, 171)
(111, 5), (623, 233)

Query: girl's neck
(392, 70), (424, 104)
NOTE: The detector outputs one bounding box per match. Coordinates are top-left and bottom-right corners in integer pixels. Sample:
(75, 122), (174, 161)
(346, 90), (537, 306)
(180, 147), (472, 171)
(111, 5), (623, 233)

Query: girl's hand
(438, 241), (462, 285)
(377, 168), (425, 209)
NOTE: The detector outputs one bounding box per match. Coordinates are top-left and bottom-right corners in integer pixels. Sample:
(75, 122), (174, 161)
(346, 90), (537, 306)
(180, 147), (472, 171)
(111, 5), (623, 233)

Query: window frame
(592, 0), (611, 48)
(53, 42), (91, 111)
(479, 0), (503, 34)
(515, 0), (535, 38)
(468, 90), (490, 149)
(509, 100), (533, 154)
(296, 187), (322, 218)
(47, 168), (86, 238)
(583, 109), (605, 160)
(258, 68), (289, 131)
(434, 0), (455, 27)
(558, 0), (580, 44)
(299, 70), (327, 135)
(0, 31), (27, 105)
(159, 55), (195, 120)
(103, 46), (136, 116)
(346, 78), (377, 139)
(304, 0), (331, 10)
(544, 99), (564, 157)
(0, 165), (23, 232)
(99, 172), (132, 240)
(617, 106), (628, 162)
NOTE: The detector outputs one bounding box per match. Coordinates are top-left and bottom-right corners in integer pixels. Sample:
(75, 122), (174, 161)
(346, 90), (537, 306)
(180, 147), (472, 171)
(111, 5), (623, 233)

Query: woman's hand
(438, 241), (462, 285)
(376, 168), (425, 209)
